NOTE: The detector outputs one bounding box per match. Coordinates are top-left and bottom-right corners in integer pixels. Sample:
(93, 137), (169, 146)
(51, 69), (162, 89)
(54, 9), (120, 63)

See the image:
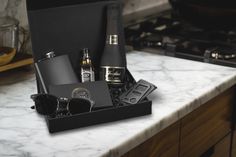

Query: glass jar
(0, 17), (19, 66)
(0, 16), (19, 50)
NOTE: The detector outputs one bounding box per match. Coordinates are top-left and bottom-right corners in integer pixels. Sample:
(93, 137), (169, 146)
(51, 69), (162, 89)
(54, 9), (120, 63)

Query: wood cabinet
(122, 122), (180, 157)
(232, 130), (236, 157)
(212, 134), (231, 157)
(122, 86), (235, 157)
(180, 87), (233, 157)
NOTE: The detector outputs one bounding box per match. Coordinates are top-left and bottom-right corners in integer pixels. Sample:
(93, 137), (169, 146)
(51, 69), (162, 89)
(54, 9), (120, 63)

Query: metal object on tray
(119, 79), (157, 105)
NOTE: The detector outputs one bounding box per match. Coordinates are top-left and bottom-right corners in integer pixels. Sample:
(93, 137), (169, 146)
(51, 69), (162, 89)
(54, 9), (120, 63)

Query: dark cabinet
(232, 129), (236, 157)
(212, 134), (231, 157)
(180, 87), (233, 157)
(122, 122), (180, 157)
(122, 86), (235, 157)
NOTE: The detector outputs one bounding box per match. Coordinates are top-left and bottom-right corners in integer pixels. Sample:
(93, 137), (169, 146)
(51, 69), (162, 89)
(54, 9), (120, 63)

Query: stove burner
(125, 11), (236, 67)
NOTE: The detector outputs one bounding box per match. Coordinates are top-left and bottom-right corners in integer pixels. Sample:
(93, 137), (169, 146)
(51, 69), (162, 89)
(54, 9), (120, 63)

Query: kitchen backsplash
(0, 0), (28, 27)
(123, 0), (168, 15)
(0, 0), (31, 53)
(0, 0), (169, 53)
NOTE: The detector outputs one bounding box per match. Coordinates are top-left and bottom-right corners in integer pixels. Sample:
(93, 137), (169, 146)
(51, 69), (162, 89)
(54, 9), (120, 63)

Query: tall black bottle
(100, 4), (127, 86)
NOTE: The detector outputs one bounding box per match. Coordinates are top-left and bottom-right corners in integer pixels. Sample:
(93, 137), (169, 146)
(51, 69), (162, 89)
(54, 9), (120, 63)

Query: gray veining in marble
(0, 51), (236, 157)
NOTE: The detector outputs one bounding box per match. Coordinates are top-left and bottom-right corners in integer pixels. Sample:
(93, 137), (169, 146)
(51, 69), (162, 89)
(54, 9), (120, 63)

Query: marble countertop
(1, 51), (236, 157)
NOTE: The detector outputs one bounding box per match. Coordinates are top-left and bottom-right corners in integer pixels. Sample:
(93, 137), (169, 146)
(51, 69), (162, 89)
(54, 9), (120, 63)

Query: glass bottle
(99, 4), (126, 86)
(81, 48), (95, 82)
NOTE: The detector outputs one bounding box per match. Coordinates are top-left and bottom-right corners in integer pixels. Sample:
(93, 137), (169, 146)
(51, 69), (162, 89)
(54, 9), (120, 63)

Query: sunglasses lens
(68, 98), (92, 115)
(34, 94), (58, 115)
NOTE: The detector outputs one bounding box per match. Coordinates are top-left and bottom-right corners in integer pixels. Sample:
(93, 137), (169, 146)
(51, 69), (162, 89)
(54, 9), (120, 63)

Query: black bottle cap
(82, 48), (89, 53)
(45, 51), (55, 59)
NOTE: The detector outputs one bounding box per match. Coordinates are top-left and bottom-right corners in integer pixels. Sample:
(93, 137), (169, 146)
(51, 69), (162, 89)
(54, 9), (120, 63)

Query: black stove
(124, 11), (236, 68)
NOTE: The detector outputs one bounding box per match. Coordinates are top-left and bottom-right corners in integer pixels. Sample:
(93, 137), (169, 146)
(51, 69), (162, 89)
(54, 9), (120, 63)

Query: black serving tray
(27, 0), (152, 133)
(46, 70), (152, 133)
(46, 100), (151, 133)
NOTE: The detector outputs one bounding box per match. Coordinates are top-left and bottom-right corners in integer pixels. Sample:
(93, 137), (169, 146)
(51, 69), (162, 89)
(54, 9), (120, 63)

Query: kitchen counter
(0, 51), (236, 157)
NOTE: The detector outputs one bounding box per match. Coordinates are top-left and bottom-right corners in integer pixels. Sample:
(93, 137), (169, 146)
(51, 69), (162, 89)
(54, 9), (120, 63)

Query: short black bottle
(99, 4), (126, 86)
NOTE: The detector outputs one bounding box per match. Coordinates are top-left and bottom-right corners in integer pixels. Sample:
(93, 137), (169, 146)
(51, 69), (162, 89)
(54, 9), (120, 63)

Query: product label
(100, 67), (125, 84)
(81, 67), (95, 82)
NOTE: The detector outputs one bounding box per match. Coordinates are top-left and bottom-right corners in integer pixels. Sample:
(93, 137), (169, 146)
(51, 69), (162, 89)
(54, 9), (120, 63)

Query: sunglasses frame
(31, 93), (95, 116)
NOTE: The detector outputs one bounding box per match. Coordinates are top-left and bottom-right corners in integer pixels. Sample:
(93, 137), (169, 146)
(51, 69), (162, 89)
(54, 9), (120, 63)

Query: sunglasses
(31, 93), (94, 116)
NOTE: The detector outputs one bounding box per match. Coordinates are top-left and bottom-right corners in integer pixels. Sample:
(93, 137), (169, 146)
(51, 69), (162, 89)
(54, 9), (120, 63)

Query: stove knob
(211, 52), (219, 59)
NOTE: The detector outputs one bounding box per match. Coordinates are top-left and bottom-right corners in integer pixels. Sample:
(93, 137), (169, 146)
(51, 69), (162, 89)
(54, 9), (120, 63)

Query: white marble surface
(1, 51), (236, 157)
